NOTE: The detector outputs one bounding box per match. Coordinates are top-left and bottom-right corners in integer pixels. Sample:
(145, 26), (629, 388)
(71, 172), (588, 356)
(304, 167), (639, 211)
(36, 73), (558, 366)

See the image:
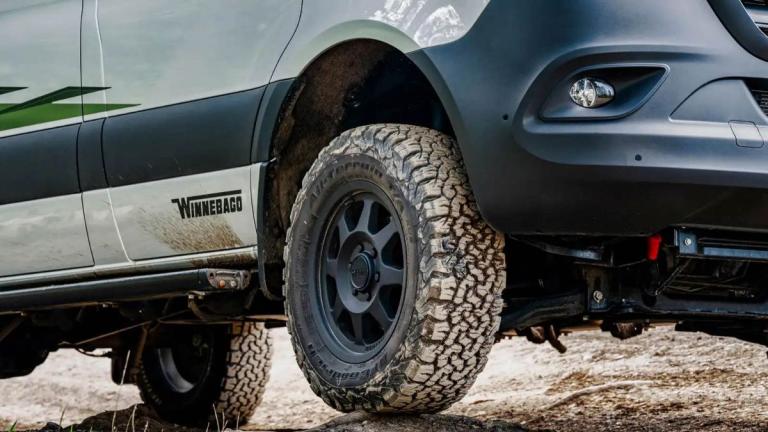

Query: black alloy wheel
(315, 184), (406, 363)
(154, 331), (212, 393)
(136, 323), (272, 426)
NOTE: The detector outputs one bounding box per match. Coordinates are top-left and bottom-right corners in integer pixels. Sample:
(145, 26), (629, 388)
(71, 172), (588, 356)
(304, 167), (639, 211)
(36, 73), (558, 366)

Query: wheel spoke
(336, 215), (352, 244)
(378, 263), (404, 287)
(325, 257), (338, 279)
(350, 312), (364, 343)
(332, 293), (345, 320)
(355, 198), (374, 233)
(372, 220), (398, 251)
(368, 298), (394, 330)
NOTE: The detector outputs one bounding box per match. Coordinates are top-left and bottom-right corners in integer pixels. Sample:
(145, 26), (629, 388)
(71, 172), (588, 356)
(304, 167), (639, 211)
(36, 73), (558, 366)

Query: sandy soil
(1, 326), (767, 432)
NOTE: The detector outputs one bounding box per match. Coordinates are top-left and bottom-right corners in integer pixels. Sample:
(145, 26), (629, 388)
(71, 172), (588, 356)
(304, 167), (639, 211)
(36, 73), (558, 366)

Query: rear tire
(137, 322), (271, 426)
(284, 124), (506, 412)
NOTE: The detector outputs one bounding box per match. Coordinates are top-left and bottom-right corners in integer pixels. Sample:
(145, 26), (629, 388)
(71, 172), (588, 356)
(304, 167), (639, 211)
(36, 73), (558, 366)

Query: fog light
(569, 78), (614, 108)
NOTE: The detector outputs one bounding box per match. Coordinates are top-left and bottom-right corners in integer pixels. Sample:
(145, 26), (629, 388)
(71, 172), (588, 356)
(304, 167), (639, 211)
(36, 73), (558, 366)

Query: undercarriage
(2, 227), (768, 428)
(4, 228), (768, 380)
(499, 229), (768, 352)
(0, 270), (280, 379)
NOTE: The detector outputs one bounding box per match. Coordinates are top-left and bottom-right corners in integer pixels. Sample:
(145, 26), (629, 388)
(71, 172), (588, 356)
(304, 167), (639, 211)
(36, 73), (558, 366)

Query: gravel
(1, 326), (766, 432)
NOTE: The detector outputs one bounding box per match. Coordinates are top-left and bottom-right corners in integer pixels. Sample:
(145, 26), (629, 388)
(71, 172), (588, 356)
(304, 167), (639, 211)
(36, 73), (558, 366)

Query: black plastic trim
(251, 79), (295, 163)
(254, 162), (270, 296)
(0, 125), (80, 205)
(103, 88), (265, 187)
(77, 118), (107, 191)
(709, 0), (768, 62)
(540, 65), (668, 121)
(410, 0), (768, 235)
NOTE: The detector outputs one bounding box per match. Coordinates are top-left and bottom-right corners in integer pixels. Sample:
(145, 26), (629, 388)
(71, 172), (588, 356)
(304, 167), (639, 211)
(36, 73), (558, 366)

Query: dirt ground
(1, 326), (767, 432)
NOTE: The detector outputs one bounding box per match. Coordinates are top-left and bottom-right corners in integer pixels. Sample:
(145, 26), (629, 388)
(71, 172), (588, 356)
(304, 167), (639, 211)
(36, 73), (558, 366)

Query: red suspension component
(647, 234), (663, 261)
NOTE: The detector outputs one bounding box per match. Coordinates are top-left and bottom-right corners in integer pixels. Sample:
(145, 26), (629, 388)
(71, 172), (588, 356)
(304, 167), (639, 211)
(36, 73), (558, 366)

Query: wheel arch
(252, 37), (463, 293)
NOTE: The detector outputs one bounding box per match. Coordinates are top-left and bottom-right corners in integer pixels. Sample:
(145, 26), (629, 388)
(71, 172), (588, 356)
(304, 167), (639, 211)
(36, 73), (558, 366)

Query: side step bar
(0, 269), (251, 313)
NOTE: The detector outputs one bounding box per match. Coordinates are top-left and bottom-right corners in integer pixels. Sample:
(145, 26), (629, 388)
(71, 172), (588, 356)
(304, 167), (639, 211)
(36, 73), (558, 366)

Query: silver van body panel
(273, 0), (489, 81)
(0, 194), (93, 277)
(0, 162), (266, 287)
(0, 0), (488, 286)
(84, 0), (301, 119)
(0, 0), (94, 278)
(0, 0), (83, 138)
(82, 189), (130, 266)
(108, 166), (259, 261)
(81, 0), (108, 119)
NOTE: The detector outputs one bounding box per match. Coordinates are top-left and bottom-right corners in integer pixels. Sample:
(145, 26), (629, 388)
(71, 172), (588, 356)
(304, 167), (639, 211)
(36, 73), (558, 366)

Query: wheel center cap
(349, 253), (374, 291)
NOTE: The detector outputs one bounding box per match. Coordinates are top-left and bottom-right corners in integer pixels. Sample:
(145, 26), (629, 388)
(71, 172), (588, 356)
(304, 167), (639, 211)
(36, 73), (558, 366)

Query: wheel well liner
(254, 39), (455, 277)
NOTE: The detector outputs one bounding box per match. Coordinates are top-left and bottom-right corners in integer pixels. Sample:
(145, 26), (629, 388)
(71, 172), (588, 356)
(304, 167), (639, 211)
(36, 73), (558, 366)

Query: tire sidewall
(287, 152), (421, 388)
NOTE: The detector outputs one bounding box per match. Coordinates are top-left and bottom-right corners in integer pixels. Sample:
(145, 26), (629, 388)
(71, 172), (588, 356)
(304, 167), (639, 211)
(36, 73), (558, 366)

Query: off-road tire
(137, 322), (272, 426)
(284, 124), (506, 413)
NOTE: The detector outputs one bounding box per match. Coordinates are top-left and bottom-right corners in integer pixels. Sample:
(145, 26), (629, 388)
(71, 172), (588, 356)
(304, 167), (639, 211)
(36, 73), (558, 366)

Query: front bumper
(417, 0), (768, 236)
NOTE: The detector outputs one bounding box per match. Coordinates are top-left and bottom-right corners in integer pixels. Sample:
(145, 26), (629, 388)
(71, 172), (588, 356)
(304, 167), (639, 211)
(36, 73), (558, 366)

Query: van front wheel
(284, 124), (506, 413)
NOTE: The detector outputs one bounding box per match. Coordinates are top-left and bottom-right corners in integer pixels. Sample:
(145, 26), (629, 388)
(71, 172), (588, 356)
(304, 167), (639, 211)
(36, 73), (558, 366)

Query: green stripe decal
(0, 87), (26, 97)
(0, 86), (138, 132)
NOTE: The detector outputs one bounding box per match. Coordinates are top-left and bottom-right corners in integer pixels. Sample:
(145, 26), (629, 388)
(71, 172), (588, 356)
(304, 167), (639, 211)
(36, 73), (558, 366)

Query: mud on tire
(284, 124), (506, 412)
(137, 322), (272, 426)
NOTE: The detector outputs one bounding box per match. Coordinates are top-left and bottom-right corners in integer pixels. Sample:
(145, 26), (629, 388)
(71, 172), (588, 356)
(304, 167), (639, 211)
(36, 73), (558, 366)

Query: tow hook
(522, 325), (568, 354)
(601, 321), (646, 340)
